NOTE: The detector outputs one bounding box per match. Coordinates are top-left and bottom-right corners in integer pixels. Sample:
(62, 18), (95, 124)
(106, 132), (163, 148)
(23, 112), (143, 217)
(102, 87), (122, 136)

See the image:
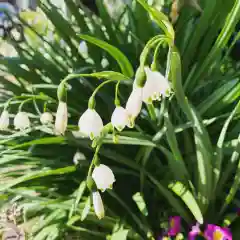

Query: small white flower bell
(143, 67), (171, 103)
(111, 106), (128, 131)
(92, 164), (115, 192)
(0, 110), (10, 130)
(78, 109), (103, 139)
(92, 191), (105, 219)
(40, 112), (53, 125)
(125, 86), (142, 126)
(55, 101), (68, 135)
(14, 112), (30, 130)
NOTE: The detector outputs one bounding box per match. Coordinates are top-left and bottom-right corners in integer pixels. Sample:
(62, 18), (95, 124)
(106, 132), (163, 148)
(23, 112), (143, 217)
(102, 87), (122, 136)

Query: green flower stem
(18, 98), (33, 112)
(151, 40), (165, 71)
(139, 35), (164, 68)
(87, 145), (101, 178)
(140, 35), (172, 68)
(6, 95), (52, 110)
(114, 81), (121, 106)
(88, 79), (118, 109)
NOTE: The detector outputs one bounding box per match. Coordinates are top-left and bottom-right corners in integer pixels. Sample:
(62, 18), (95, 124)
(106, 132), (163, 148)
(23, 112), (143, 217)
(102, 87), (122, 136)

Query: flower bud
(54, 101), (68, 135)
(40, 112), (53, 125)
(0, 110), (10, 130)
(135, 67), (146, 87)
(92, 164), (115, 192)
(78, 109), (103, 140)
(92, 191), (105, 220)
(125, 86), (142, 127)
(14, 112), (30, 130)
(111, 106), (128, 131)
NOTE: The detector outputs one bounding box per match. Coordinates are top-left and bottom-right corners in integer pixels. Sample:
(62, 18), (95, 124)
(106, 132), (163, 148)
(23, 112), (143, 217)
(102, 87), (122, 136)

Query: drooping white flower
(143, 67), (171, 103)
(40, 112), (53, 125)
(54, 101), (68, 135)
(92, 191), (105, 219)
(92, 164), (115, 192)
(125, 86), (143, 126)
(0, 110), (10, 130)
(78, 109), (103, 140)
(14, 112), (30, 130)
(111, 106), (128, 131)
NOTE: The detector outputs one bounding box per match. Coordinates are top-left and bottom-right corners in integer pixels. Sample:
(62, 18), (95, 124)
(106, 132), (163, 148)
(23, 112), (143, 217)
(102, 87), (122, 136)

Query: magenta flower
(168, 216), (181, 237)
(204, 224), (232, 240)
(188, 223), (201, 240)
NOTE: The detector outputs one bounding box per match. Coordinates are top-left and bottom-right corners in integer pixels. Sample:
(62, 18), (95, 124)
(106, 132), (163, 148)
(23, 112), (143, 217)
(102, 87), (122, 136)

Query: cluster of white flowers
(74, 67), (170, 139)
(0, 65), (171, 221)
(91, 164), (115, 219)
(0, 109), (54, 132)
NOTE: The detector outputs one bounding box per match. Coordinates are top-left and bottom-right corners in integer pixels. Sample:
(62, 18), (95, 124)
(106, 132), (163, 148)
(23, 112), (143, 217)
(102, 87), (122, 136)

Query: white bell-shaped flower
(92, 191), (105, 219)
(125, 86), (142, 126)
(92, 164), (115, 192)
(143, 67), (171, 103)
(0, 110), (10, 130)
(14, 112), (30, 130)
(111, 106), (128, 131)
(40, 112), (53, 125)
(78, 109), (103, 139)
(54, 101), (68, 135)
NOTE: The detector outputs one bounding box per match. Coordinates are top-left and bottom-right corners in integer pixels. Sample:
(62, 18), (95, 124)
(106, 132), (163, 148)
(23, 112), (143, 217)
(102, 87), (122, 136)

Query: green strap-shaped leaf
(69, 181), (87, 219)
(221, 133), (240, 213)
(214, 101), (240, 188)
(0, 166), (76, 192)
(136, 0), (175, 40)
(164, 112), (190, 182)
(197, 79), (239, 115)
(132, 192), (148, 216)
(171, 49), (213, 212)
(81, 196), (91, 221)
(169, 181), (203, 224)
(187, 0), (240, 89)
(111, 229), (129, 240)
(218, 134), (240, 196)
(79, 34), (134, 78)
